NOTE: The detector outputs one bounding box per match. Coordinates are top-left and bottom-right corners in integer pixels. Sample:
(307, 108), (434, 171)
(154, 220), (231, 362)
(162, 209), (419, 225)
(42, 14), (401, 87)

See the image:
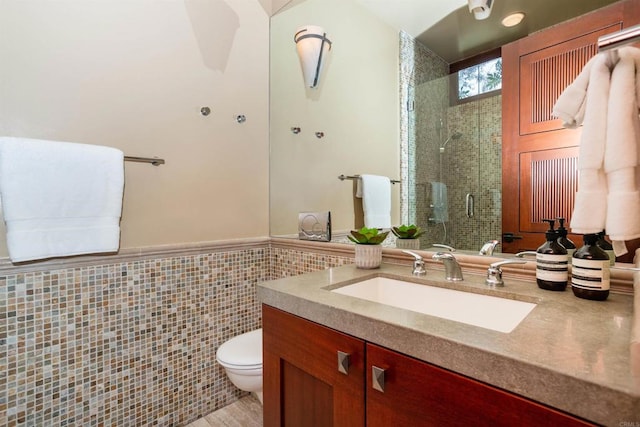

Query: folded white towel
(359, 174), (391, 229)
(0, 137), (125, 262)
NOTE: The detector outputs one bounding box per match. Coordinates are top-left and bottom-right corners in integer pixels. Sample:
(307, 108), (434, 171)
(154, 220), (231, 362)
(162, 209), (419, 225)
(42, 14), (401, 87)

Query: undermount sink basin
(331, 277), (536, 333)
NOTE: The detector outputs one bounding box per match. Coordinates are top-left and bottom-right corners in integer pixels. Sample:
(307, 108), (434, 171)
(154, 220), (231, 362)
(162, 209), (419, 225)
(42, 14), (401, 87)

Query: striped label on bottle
(571, 258), (610, 291)
(536, 253), (568, 282)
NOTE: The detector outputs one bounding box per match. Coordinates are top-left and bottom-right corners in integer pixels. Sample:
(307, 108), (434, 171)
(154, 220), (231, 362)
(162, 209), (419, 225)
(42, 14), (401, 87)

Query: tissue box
(298, 211), (331, 242)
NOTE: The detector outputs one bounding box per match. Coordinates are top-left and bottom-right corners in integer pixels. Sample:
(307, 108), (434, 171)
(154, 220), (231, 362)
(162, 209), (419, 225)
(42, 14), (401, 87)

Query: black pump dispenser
(556, 217), (576, 260)
(572, 233), (610, 301)
(596, 231), (615, 266)
(535, 219), (568, 291)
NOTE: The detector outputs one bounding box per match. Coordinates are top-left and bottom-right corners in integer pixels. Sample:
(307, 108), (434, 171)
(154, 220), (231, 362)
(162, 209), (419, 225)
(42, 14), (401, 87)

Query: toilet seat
(216, 328), (262, 370)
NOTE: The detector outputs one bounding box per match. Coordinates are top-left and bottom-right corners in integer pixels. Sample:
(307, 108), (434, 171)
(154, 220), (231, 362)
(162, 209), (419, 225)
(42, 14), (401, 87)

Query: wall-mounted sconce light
(468, 0), (493, 20)
(294, 25), (332, 89)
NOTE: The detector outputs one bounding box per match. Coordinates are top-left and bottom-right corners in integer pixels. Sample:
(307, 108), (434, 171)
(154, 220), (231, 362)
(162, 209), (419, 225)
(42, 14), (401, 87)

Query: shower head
(439, 132), (463, 153)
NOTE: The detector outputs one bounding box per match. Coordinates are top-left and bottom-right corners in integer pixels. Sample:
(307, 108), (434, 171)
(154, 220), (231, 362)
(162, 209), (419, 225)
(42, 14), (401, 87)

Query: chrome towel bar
(338, 174), (400, 184)
(124, 156), (165, 166)
(598, 24), (640, 52)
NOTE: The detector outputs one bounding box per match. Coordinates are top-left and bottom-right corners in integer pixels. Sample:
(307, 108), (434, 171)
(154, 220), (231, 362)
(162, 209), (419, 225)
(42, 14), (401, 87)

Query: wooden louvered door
(519, 27), (618, 136)
(501, 0), (640, 253)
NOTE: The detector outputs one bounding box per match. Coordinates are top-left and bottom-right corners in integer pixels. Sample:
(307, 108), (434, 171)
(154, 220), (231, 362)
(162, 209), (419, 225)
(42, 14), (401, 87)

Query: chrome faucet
(479, 240), (500, 256)
(432, 252), (463, 281)
(485, 259), (527, 286)
(402, 250), (427, 276)
(431, 243), (455, 252)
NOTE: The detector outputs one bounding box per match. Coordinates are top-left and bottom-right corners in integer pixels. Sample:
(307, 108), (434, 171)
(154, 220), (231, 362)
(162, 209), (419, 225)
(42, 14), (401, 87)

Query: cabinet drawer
(366, 343), (594, 427)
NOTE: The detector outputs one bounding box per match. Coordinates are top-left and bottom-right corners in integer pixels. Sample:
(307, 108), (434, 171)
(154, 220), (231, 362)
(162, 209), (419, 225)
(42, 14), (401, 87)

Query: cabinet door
(366, 343), (593, 427)
(263, 305), (365, 427)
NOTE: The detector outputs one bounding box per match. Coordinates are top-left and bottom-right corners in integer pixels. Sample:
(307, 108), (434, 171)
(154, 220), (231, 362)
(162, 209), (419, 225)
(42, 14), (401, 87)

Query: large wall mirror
(270, 0), (623, 258)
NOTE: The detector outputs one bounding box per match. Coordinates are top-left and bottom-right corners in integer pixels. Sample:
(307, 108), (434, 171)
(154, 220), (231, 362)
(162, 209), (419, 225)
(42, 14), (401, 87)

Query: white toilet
(216, 328), (263, 404)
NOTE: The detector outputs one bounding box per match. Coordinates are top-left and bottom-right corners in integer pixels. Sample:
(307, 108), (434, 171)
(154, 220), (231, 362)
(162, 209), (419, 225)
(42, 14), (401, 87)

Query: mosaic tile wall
(399, 31), (449, 227)
(270, 247), (352, 278)
(444, 94), (502, 250)
(400, 32), (502, 251)
(0, 242), (354, 427)
(0, 247), (269, 427)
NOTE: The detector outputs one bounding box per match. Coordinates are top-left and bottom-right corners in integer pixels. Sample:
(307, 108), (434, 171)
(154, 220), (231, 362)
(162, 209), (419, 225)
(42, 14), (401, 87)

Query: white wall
(0, 0), (270, 256)
(270, 0), (400, 235)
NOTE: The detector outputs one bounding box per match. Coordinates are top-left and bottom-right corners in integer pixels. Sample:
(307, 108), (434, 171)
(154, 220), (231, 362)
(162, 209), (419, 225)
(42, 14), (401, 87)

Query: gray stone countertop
(258, 263), (640, 426)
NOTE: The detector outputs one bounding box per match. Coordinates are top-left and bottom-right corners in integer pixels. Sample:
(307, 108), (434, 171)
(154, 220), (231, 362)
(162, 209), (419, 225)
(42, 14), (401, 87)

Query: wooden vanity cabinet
(262, 305), (366, 426)
(263, 305), (594, 427)
(366, 343), (593, 427)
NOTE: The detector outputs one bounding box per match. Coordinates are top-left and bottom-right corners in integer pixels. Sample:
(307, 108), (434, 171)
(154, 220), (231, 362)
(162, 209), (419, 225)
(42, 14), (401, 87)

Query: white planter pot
(355, 244), (382, 269)
(396, 238), (420, 250)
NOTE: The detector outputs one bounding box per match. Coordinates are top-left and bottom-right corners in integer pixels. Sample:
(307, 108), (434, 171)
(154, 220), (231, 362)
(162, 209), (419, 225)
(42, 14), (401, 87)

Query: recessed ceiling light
(502, 12), (525, 27)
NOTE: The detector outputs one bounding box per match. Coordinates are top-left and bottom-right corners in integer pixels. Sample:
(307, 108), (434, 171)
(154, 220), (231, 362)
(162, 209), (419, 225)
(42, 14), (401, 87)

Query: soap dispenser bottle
(572, 233), (610, 301)
(596, 230), (615, 266)
(535, 219), (569, 291)
(556, 217), (576, 262)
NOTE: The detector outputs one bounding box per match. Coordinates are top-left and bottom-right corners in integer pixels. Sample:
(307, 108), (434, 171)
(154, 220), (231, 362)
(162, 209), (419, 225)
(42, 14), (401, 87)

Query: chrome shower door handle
(372, 366), (386, 392)
(337, 351), (350, 375)
(466, 193), (475, 218)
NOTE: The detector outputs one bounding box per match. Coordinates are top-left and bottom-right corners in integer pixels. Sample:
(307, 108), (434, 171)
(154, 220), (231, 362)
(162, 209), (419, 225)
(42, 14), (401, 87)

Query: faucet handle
(402, 250), (422, 260)
(402, 250), (427, 276)
(515, 251), (537, 258)
(432, 243), (455, 252)
(486, 259), (527, 287)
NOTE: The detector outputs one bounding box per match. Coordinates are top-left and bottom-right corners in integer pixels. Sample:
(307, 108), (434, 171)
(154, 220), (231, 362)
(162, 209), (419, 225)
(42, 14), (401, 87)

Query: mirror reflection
(269, 0), (622, 257)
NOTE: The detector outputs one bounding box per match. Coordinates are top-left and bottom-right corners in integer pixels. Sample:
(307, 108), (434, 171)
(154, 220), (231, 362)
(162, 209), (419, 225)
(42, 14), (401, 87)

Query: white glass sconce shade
(294, 25), (332, 89)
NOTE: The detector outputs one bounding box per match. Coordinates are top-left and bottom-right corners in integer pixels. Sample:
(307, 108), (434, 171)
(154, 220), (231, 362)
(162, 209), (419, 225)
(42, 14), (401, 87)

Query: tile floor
(186, 395), (263, 427)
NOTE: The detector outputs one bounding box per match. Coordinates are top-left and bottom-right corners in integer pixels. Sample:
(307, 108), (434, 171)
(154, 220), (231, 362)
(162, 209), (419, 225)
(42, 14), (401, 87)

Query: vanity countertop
(257, 263), (639, 425)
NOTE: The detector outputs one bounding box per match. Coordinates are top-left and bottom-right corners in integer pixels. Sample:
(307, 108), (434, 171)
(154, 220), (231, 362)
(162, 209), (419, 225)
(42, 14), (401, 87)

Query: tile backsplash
(0, 241), (352, 426)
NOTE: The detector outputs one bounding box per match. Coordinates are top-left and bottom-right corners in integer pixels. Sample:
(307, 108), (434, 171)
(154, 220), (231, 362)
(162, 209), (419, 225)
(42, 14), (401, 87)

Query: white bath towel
(552, 54), (596, 128)
(563, 53), (612, 235)
(358, 174), (391, 229)
(552, 51), (619, 128)
(431, 181), (448, 223)
(604, 47), (640, 255)
(0, 137), (124, 262)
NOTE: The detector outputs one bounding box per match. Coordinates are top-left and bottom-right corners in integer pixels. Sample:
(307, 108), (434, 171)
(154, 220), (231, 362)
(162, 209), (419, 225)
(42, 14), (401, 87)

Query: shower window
(451, 51), (502, 105)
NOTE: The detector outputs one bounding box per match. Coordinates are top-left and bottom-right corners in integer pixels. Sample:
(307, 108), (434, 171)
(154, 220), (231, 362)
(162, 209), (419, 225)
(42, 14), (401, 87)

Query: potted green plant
(391, 225), (425, 250)
(348, 227), (389, 269)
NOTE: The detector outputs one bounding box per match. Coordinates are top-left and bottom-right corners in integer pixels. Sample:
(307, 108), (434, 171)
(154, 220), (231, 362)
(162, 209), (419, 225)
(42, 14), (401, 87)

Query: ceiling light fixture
(501, 12), (525, 27)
